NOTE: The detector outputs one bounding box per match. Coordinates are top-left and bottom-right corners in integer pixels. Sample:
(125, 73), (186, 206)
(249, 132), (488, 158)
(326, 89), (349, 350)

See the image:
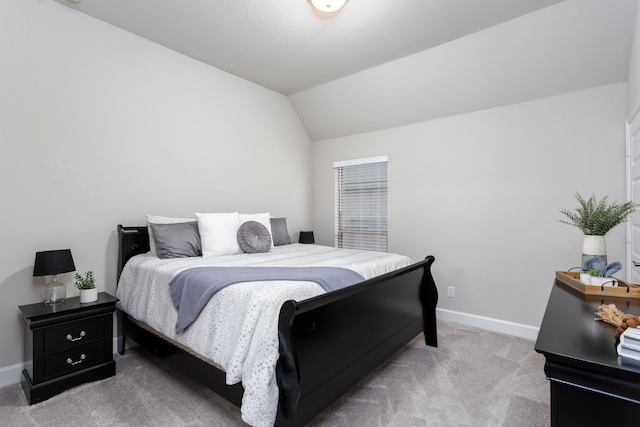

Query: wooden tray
(556, 271), (640, 299)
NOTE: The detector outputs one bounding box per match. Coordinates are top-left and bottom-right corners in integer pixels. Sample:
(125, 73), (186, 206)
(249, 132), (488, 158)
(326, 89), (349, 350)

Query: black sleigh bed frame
(116, 225), (438, 426)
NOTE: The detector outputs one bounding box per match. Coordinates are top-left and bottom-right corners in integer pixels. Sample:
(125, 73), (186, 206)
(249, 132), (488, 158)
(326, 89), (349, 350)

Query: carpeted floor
(0, 320), (549, 426)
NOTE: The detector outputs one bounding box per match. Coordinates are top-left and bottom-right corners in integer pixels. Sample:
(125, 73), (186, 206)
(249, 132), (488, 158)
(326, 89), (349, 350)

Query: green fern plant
(559, 193), (639, 236)
(74, 271), (95, 290)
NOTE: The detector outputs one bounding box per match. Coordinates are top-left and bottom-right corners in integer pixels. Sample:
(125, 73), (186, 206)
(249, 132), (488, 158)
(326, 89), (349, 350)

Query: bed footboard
(276, 256), (437, 427)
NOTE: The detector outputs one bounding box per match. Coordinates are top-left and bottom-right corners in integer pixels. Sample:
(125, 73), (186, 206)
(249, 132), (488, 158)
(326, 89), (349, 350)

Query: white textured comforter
(116, 244), (413, 427)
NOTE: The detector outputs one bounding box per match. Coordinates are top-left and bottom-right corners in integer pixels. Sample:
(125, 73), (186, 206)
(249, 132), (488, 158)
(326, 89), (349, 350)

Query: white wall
(312, 83), (628, 331)
(0, 0), (312, 377)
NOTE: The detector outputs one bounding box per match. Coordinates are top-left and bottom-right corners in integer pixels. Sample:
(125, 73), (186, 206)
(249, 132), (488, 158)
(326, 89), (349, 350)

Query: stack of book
(617, 327), (640, 361)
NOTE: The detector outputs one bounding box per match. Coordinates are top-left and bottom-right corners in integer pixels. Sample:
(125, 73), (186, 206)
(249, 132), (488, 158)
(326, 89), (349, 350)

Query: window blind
(334, 156), (388, 252)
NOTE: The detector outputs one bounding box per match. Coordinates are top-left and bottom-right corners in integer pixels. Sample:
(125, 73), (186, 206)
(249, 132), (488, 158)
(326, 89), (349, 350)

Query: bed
(116, 223), (438, 427)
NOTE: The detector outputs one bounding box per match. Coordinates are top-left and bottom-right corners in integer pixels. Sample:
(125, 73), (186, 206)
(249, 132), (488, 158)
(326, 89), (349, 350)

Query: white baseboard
(0, 361), (24, 389)
(2, 313), (538, 389)
(0, 337), (123, 389)
(437, 308), (540, 341)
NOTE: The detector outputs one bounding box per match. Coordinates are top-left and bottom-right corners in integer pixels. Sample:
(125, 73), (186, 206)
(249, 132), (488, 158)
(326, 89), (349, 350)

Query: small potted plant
(559, 193), (638, 265)
(74, 271), (97, 303)
(587, 268), (618, 287)
(580, 258), (620, 287)
(580, 269), (601, 285)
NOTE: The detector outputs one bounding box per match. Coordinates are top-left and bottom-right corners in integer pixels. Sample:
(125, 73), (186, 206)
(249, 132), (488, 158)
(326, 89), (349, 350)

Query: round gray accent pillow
(237, 221), (272, 254)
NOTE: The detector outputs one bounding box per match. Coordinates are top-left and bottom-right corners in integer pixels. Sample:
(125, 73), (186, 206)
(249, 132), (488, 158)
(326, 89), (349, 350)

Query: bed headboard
(117, 224), (150, 283)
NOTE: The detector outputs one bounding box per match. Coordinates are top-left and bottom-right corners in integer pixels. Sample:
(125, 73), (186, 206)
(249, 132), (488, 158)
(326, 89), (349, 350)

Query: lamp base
(43, 276), (66, 305)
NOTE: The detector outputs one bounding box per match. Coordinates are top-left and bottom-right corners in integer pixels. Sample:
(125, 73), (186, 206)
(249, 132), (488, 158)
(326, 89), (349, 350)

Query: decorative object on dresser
(74, 271), (97, 303)
(554, 271), (640, 298)
(19, 292), (118, 404)
(559, 192), (638, 265)
(618, 326), (640, 361)
(298, 230), (315, 244)
(33, 249), (76, 305)
(594, 303), (640, 363)
(580, 256), (621, 287)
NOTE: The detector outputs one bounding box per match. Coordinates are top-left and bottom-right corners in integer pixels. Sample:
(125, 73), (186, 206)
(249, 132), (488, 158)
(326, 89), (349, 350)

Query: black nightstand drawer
(44, 340), (106, 379)
(44, 318), (105, 353)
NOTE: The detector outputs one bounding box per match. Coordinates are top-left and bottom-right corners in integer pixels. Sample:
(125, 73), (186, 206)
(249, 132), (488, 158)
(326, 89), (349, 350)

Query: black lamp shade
(33, 249), (76, 276)
(299, 231), (315, 244)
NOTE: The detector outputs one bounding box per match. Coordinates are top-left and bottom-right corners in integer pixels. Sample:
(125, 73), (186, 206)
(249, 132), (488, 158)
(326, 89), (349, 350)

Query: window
(334, 156), (388, 252)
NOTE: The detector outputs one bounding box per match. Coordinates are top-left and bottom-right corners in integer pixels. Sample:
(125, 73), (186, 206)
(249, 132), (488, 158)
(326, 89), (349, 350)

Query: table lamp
(299, 231), (315, 244)
(33, 249), (76, 305)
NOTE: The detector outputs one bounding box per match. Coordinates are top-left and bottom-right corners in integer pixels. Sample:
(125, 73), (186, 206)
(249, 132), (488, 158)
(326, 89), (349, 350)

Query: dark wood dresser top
(535, 280), (640, 399)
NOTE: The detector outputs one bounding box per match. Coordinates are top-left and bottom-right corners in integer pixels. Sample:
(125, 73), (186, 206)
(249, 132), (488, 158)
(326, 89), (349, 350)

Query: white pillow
(146, 214), (196, 256)
(239, 213), (273, 248)
(196, 212), (243, 257)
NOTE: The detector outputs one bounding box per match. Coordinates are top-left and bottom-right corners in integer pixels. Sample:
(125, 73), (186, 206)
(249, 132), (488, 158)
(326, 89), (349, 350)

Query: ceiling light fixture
(308, 0), (348, 19)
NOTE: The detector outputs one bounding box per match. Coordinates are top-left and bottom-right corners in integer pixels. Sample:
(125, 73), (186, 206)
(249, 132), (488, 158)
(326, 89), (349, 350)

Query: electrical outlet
(447, 286), (455, 298)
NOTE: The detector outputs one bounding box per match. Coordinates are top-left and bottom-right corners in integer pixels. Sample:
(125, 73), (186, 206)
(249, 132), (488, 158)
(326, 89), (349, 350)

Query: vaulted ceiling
(55, 0), (562, 95)
(53, 0), (637, 141)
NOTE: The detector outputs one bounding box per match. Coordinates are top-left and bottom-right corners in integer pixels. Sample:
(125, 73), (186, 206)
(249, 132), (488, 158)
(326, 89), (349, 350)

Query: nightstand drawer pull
(66, 354), (86, 366)
(66, 331), (86, 342)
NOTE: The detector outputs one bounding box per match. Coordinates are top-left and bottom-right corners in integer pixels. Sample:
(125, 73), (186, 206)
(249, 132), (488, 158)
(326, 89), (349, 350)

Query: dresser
(19, 292), (118, 404)
(535, 281), (640, 425)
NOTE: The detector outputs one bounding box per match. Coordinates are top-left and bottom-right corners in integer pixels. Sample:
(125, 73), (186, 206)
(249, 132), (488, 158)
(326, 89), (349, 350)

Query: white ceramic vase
(79, 287), (98, 303)
(580, 272), (592, 284)
(590, 276), (617, 287)
(582, 235), (607, 266)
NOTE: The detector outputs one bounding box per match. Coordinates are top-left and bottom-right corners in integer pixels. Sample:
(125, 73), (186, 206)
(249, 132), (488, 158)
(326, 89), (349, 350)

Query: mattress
(116, 243), (413, 427)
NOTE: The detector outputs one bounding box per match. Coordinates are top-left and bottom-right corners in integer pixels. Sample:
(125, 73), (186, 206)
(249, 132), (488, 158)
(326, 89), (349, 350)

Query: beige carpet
(0, 320), (550, 426)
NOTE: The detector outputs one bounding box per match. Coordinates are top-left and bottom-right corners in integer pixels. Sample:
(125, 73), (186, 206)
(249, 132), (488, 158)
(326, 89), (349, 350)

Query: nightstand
(19, 292), (118, 404)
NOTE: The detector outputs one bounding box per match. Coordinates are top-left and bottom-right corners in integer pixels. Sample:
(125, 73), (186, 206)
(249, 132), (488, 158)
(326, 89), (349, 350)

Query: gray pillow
(237, 221), (272, 253)
(149, 222), (202, 259)
(270, 217), (292, 246)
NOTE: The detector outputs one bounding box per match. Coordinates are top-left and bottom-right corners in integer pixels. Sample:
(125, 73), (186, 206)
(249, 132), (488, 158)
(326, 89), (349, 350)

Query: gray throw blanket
(170, 266), (365, 333)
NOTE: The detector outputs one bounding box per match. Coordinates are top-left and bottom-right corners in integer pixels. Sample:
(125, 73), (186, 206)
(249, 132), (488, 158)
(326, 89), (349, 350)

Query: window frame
(333, 156), (388, 252)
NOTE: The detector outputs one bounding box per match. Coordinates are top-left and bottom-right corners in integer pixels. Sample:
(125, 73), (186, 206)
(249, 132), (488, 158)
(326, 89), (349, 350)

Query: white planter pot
(580, 273), (592, 284)
(582, 235), (607, 266)
(79, 288), (98, 303)
(589, 276), (617, 287)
